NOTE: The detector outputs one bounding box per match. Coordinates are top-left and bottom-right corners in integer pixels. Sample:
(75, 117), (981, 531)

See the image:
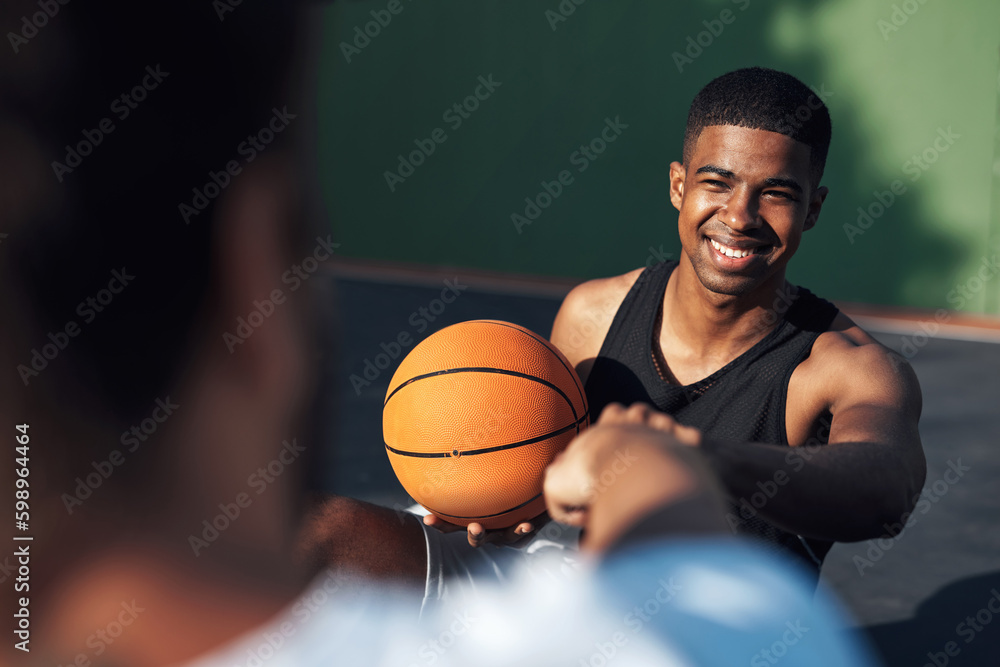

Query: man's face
(669, 124), (827, 297)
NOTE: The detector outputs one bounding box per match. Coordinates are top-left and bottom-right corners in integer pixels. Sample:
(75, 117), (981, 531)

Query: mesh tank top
(584, 260), (839, 574)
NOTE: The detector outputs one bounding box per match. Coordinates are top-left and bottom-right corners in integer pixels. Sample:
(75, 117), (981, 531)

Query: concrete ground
(315, 269), (1000, 666)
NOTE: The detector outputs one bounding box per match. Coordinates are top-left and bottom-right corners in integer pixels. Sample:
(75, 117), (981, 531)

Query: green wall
(318, 0), (1000, 314)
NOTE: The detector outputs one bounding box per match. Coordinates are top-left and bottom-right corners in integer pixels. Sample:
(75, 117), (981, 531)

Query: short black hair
(682, 67), (832, 186)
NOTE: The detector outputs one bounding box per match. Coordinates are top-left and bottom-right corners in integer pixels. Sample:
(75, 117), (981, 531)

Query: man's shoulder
(805, 310), (920, 405)
(562, 267), (645, 314)
(551, 267), (646, 367)
(813, 311), (894, 362)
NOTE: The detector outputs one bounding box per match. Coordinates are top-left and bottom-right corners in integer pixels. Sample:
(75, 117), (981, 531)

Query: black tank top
(585, 260), (839, 575)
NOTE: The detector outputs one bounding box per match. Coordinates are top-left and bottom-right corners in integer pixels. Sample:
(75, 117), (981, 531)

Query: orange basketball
(383, 319), (589, 530)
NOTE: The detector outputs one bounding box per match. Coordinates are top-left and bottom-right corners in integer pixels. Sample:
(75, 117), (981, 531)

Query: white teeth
(710, 238), (753, 259)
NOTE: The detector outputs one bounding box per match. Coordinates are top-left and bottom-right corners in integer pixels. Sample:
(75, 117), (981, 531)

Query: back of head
(0, 0), (311, 511)
(682, 67), (832, 186)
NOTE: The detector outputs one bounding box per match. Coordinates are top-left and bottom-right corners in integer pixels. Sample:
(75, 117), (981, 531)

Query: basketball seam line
(480, 320), (587, 416)
(384, 410), (589, 459)
(421, 492), (543, 520)
(384, 366), (576, 419)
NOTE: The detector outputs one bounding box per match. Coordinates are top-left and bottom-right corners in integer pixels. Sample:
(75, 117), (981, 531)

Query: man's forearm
(296, 494), (427, 583)
(699, 439), (924, 542)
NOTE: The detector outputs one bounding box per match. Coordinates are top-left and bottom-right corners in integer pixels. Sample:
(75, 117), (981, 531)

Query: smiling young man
(549, 67), (927, 576)
(299, 68), (926, 610)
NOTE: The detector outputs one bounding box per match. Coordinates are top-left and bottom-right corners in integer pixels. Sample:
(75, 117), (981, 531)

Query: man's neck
(661, 258), (793, 367)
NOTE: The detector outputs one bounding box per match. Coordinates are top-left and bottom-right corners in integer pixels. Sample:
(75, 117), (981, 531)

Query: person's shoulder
(562, 267), (645, 315)
(813, 311), (895, 363)
(808, 311), (921, 409)
(551, 268), (645, 366)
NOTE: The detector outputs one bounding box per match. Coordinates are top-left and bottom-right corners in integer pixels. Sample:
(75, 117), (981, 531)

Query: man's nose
(718, 188), (761, 232)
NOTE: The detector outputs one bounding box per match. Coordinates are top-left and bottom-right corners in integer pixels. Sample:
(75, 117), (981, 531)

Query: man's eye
(765, 190), (797, 200)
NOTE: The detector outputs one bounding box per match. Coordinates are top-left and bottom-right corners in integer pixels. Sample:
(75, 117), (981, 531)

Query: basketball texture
(383, 320), (589, 529)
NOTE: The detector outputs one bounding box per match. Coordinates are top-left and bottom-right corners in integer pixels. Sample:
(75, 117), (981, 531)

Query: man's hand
(420, 403), (704, 549)
(596, 402), (703, 446)
(421, 513), (548, 549)
(544, 402), (720, 552)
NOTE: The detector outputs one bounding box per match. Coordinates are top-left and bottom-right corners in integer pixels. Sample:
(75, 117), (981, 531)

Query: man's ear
(668, 161), (686, 212)
(212, 156), (307, 415)
(803, 185), (828, 231)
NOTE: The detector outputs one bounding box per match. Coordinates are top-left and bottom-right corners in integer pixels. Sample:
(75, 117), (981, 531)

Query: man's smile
(705, 236), (772, 269)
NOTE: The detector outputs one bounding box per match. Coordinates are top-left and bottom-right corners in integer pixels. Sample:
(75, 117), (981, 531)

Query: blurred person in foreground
(0, 2), (875, 665)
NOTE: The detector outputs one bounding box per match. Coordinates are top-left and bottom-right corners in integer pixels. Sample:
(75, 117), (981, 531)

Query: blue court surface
(313, 265), (1000, 666)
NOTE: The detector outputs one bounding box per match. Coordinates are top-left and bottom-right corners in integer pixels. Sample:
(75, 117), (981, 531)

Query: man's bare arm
(550, 270), (640, 384)
(699, 344), (926, 542)
(544, 406), (728, 553)
(296, 495), (427, 583)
